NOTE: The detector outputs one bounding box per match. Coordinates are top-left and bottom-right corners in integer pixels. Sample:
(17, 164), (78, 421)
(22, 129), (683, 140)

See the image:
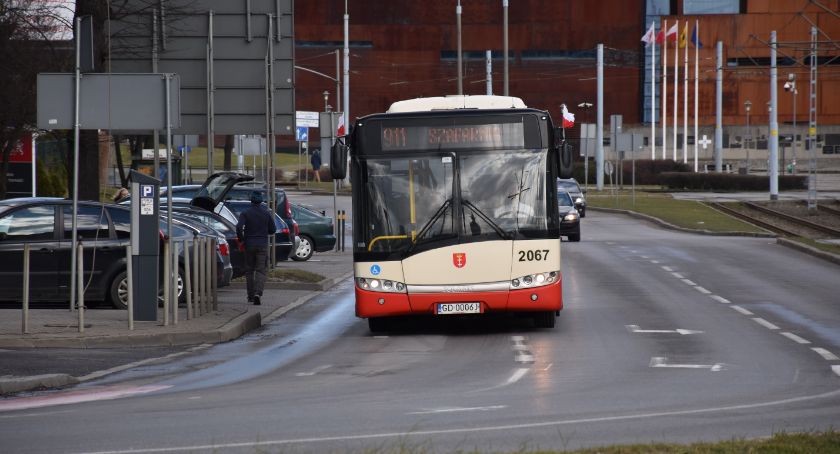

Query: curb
(588, 206), (777, 237)
(0, 374), (79, 395)
(776, 238), (840, 266)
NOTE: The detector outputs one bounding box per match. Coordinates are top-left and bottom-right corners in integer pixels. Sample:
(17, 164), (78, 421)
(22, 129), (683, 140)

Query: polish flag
(561, 104), (575, 128)
(336, 114), (346, 137)
(665, 22), (678, 42)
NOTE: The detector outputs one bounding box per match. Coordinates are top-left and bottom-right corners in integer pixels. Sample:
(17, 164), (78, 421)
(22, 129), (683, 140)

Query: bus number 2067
(518, 249), (549, 261)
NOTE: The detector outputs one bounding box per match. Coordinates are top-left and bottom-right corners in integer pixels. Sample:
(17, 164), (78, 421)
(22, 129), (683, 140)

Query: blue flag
(691, 25), (702, 48)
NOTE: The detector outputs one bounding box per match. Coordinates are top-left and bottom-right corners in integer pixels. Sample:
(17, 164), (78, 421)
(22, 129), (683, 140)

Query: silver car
(557, 178), (586, 217)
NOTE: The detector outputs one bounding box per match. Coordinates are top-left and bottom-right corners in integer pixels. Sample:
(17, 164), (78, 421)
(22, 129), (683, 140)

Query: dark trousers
(244, 246), (268, 298)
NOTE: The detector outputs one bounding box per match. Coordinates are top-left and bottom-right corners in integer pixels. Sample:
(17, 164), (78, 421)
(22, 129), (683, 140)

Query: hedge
(658, 172), (807, 191)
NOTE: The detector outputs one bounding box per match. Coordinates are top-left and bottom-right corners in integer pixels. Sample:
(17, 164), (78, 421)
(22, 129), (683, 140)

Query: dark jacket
(236, 203), (277, 248)
(311, 150), (322, 170)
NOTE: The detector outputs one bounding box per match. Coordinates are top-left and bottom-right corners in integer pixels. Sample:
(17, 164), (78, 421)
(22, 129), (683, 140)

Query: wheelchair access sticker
(370, 264), (381, 276)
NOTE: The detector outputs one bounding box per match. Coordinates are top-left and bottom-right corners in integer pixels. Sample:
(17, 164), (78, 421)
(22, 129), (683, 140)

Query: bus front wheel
(368, 317), (390, 333)
(534, 311), (556, 328)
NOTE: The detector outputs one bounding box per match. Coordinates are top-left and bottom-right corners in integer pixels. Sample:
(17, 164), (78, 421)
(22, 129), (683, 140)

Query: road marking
(0, 385), (171, 412)
(649, 357), (724, 371)
(680, 278), (697, 286)
(626, 325), (703, 335)
(661, 266), (674, 272)
(408, 405), (507, 415)
(671, 272), (684, 279)
(812, 348), (840, 361)
(543, 363), (553, 371)
(515, 353), (535, 363)
(752, 318), (780, 330)
(641, 255), (649, 259)
(730, 305), (753, 316)
(295, 365), (333, 377)
(833, 366), (840, 378)
(709, 295), (731, 304)
(76, 390), (840, 454)
(694, 286), (712, 294)
(506, 367), (530, 385)
(780, 332), (810, 344)
(650, 260), (660, 264)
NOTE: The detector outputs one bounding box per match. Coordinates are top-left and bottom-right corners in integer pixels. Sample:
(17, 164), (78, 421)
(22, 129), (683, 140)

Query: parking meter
(129, 170), (160, 321)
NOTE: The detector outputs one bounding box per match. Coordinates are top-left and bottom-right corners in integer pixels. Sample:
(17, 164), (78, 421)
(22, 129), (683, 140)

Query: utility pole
(808, 26), (818, 210)
(456, 1), (462, 95)
(715, 41), (723, 172)
(769, 31), (779, 201)
(596, 44), (604, 191)
(503, 0), (509, 96)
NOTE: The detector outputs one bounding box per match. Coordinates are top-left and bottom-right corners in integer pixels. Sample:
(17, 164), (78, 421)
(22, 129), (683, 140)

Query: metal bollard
(172, 241), (179, 325)
(184, 240), (192, 320)
(127, 245), (134, 331)
(211, 238), (218, 310)
(205, 237), (212, 314)
(77, 242), (85, 333)
(341, 210), (346, 252)
(196, 236), (204, 316)
(163, 239), (170, 326)
(22, 243), (30, 334)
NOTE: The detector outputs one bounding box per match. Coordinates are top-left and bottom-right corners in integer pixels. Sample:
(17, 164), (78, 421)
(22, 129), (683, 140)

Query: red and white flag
(665, 22), (678, 42)
(336, 114), (346, 137)
(561, 104), (575, 128)
(641, 23), (656, 46)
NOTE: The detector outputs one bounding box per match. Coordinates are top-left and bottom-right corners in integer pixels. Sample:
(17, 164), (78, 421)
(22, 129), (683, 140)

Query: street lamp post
(744, 100), (751, 172)
(784, 73), (797, 174)
(577, 102), (593, 191)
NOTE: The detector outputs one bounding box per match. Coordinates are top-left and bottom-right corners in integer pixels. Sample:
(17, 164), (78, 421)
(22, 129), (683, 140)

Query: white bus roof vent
(386, 95), (527, 113)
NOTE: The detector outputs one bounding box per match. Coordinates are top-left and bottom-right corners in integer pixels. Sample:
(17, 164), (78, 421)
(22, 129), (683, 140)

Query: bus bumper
(356, 278), (562, 318)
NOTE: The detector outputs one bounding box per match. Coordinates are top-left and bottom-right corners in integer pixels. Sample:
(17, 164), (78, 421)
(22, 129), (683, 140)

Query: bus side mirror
(557, 142), (573, 179)
(330, 139), (348, 180)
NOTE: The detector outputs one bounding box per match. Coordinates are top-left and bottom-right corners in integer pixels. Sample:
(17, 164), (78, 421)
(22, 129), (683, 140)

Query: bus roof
(386, 95), (527, 113)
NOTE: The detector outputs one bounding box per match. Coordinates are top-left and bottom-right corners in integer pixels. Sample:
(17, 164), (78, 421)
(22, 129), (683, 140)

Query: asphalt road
(1, 210), (839, 453)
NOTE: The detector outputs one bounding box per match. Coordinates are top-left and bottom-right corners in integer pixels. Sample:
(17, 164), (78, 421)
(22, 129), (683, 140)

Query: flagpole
(673, 19), (678, 161)
(683, 21), (688, 164)
(662, 19), (667, 160)
(651, 21), (656, 160)
(693, 19), (699, 172)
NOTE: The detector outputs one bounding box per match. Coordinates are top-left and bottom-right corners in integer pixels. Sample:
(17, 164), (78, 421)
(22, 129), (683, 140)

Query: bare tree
(0, 1), (72, 199)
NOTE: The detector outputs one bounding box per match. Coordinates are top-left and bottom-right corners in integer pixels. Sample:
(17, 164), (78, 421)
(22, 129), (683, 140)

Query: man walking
(236, 191), (277, 305)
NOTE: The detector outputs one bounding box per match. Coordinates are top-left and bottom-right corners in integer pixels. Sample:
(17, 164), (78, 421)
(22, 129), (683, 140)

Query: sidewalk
(0, 249), (353, 394)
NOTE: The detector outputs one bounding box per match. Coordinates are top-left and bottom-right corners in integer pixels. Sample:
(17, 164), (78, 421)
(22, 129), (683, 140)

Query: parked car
(557, 178), (586, 217)
(224, 200), (295, 262)
(0, 198), (230, 309)
(557, 191), (581, 242)
(290, 203), (337, 261)
(167, 205), (246, 279)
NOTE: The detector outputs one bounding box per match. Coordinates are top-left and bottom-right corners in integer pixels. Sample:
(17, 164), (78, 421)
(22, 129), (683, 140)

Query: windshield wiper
(406, 198), (454, 253)
(461, 199), (510, 239)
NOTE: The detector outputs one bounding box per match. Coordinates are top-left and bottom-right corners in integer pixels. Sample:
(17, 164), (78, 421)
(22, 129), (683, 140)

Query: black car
(557, 191), (581, 242)
(290, 203), (337, 261)
(0, 198), (231, 309)
(224, 200), (295, 262)
(557, 178), (586, 217)
(167, 205), (247, 279)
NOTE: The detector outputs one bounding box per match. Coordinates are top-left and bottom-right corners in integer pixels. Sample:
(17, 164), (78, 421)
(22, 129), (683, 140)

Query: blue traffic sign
(296, 126), (309, 142)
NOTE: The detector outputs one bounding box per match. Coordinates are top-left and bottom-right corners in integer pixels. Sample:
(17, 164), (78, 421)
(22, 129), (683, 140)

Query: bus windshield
(359, 149), (548, 256)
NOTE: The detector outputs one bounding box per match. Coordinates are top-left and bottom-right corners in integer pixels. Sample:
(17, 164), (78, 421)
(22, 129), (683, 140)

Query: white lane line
(515, 353), (535, 363)
(812, 348), (840, 361)
(661, 266), (674, 272)
(76, 390), (840, 454)
(694, 286), (712, 294)
(709, 295), (731, 304)
(752, 318), (780, 330)
(649, 357), (724, 371)
(650, 260), (660, 264)
(626, 325), (703, 335)
(671, 272), (685, 279)
(295, 365), (333, 377)
(730, 305), (754, 316)
(833, 366), (840, 378)
(680, 278), (697, 286)
(408, 405), (507, 415)
(780, 332), (811, 344)
(506, 367), (530, 385)
(641, 255), (650, 259)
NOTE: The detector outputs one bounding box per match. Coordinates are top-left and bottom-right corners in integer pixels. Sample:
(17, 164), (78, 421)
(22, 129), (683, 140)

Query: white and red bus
(335, 95), (574, 332)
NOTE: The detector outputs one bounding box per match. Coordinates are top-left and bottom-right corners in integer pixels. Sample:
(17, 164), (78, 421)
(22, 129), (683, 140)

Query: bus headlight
(357, 277), (407, 293)
(510, 271), (560, 289)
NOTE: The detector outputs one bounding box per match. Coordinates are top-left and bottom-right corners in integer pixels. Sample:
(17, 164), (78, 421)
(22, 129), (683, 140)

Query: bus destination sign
(381, 122), (524, 151)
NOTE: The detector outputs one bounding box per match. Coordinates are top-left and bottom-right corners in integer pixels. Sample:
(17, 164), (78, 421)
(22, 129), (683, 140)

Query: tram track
(707, 201), (840, 238)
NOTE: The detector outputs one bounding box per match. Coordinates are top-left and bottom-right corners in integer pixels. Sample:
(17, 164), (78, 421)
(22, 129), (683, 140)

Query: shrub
(659, 172), (807, 191)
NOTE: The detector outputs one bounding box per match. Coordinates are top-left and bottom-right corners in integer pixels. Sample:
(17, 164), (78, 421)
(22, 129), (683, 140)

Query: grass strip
(587, 192), (767, 234)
